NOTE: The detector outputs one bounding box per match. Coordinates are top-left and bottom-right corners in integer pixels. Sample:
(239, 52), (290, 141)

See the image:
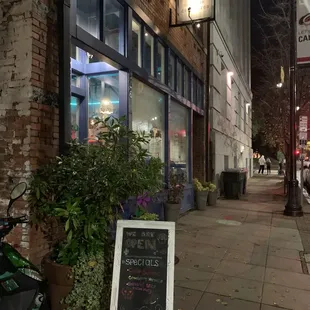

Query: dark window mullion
(154, 39), (158, 80)
(127, 7), (133, 59)
(173, 55), (177, 91)
(141, 24), (145, 69)
(99, 0), (104, 42)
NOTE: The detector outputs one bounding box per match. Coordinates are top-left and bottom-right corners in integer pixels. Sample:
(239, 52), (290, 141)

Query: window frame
(143, 27), (155, 76)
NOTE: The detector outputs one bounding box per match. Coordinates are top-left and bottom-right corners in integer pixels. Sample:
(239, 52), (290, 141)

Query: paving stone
(272, 218), (298, 229)
(262, 283), (310, 310)
(174, 267), (213, 291)
(304, 253), (310, 263)
(261, 305), (290, 310)
(196, 292), (260, 310)
(268, 239), (304, 251)
(265, 267), (310, 291)
(215, 260), (265, 282)
(206, 274), (263, 303)
(223, 249), (253, 264)
(177, 251), (221, 272)
(268, 246), (301, 260)
(267, 255), (303, 273)
(174, 286), (203, 310)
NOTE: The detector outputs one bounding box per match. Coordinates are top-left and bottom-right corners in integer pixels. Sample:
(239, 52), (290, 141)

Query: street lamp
(284, 0), (303, 217)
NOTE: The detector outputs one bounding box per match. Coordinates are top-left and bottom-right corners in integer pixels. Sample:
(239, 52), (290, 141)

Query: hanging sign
(297, 0), (310, 65)
(110, 220), (175, 310)
(177, 0), (215, 23)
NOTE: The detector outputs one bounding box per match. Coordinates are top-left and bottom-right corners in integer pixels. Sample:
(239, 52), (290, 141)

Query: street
(174, 175), (310, 310)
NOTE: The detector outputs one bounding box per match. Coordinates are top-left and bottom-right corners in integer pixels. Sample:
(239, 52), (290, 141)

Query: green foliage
(64, 251), (105, 310)
(193, 178), (208, 192)
(136, 211), (159, 221)
(206, 182), (216, 192)
(166, 171), (186, 204)
(28, 116), (164, 267)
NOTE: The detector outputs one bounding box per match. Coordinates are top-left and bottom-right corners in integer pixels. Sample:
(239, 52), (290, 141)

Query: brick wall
(0, 0), (59, 264)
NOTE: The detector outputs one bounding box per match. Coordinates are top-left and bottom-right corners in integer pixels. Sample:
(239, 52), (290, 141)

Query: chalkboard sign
(110, 220), (175, 310)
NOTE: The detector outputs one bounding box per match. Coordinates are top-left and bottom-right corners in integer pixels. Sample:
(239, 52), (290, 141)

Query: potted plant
(132, 193), (159, 221)
(164, 171), (186, 222)
(28, 116), (163, 310)
(207, 182), (217, 206)
(193, 178), (209, 210)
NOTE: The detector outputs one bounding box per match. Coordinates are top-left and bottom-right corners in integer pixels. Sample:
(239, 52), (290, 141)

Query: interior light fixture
(296, 106), (300, 111)
(145, 33), (148, 37)
(196, 23), (201, 29)
(276, 82), (283, 88)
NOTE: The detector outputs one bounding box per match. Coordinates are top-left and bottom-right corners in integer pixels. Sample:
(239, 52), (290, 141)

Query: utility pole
(284, 0), (303, 217)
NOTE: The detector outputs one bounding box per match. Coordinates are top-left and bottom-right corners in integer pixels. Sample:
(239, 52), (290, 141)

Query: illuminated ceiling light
(145, 33), (148, 37)
(196, 23), (201, 29)
(276, 82), (283, 88)
(297, 106), (300, 111)
(100, 99), (113, 116)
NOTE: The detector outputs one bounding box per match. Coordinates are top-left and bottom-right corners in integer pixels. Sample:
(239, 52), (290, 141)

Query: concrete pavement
(174, 176), (310, 310)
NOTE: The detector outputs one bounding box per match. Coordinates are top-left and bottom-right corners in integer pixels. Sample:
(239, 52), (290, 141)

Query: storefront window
(132, 19), (142, 66)
(144, 31), (154, 76)
(184, 68), (190, 100)
(177, 60), (183, 94)
(156, 43), (165, 83)
(88, 73), (119, 142)
(169, 101), (189, 181)
(104, 0), (124, 54)
(168, 53), (175, 90)
(71, 96), (80, 140)
(132, 79), (165, 161)
(77, 0), (100, 39)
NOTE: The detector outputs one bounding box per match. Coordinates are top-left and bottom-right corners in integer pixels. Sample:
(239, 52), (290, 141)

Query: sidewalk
(174, 176), (310, 310)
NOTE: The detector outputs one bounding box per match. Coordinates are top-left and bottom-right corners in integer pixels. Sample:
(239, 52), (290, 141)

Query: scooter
(0, 182), (49, 309)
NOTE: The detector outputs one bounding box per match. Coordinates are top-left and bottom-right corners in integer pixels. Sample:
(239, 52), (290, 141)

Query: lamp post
(284, 0), (303, 217)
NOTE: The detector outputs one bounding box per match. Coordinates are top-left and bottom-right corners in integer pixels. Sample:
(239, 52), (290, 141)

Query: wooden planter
(43, 255), (74, 310)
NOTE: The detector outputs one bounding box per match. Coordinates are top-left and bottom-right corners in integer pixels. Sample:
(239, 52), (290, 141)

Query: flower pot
(208, 191), (217, 206)
(43, 255), (74, 310)
(164, 203), (180, 222)
(196, 191), (208, 210)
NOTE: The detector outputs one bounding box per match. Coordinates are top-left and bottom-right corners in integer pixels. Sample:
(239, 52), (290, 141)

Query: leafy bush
(28, 116), (164, 309)
(206, 182), (217, 192)
(166, 170), (186, 204)
(193, 178), (209, 192)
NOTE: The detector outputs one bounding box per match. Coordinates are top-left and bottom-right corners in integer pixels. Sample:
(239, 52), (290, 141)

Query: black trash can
(223, 169), (247, 199)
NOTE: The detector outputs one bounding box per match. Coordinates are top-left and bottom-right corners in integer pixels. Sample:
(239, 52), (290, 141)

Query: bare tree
(253, 0), (310, 156)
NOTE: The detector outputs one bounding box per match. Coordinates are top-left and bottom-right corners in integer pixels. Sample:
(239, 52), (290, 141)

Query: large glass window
(104, 0), (124, 54)
(170, 101), (189, 181)
(156, 43), (165, 83)
(184, 68), (190, 100)
(77, 0), (100, 38)
(88, 73), (119, 142)
(132, 79), (165, 161)
(71, 96), (80, 140)
(168, 53), (175, 90)
(177, 60), (183, 94)
(143, 31), (154, 76)
(132, 19), (142, 66)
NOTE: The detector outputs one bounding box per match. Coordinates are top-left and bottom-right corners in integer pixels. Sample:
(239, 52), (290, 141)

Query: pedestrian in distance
(266, 157), (271, 175)
(258, 155), (266, 174)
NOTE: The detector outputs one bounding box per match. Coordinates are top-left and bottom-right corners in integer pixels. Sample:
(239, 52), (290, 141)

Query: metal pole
(301, 149), (304, 207)
(284, 0), (303, 216)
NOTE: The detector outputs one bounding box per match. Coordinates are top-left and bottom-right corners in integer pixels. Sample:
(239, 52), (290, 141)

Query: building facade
(0, 0), (207, 263)
(0, 0), (252, 262)
(207, 0), (253, 186)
